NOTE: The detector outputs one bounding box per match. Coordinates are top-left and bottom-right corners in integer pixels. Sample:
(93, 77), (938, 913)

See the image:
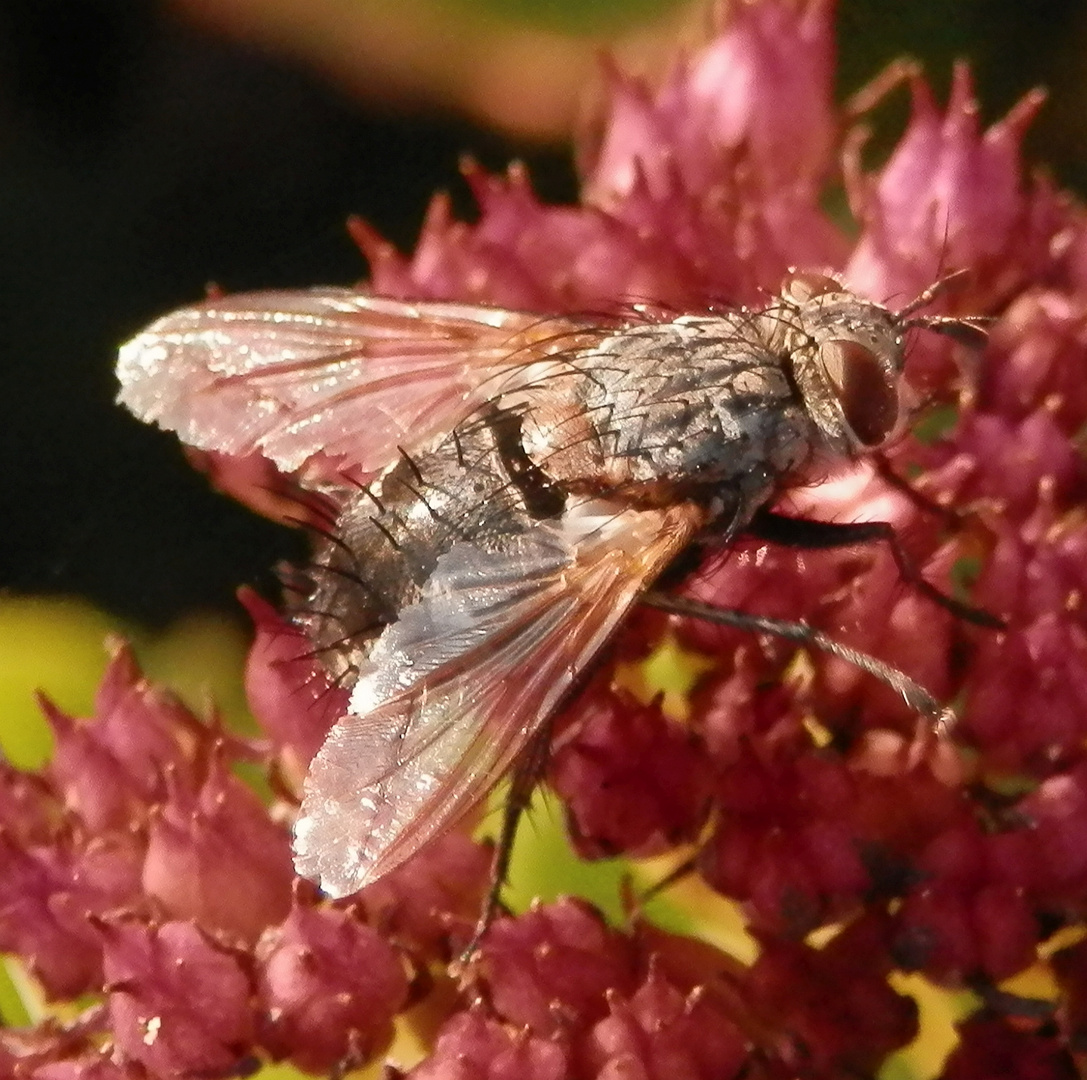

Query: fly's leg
(641, 592), (955, 731)
(459, 720), (553, 963)
(872, 456), (963, 526)
(748, 509), (1004, 629)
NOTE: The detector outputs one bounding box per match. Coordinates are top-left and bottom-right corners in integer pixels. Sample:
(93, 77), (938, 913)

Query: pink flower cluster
(5, 0), (1087, 1075)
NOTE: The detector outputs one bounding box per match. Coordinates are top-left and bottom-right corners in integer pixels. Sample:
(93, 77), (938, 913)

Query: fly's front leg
(872, 456), (962, 527)
(748, 509), (1004, 630)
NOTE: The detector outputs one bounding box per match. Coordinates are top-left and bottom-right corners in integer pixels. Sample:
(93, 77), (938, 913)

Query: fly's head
(770, 269), (987, 462)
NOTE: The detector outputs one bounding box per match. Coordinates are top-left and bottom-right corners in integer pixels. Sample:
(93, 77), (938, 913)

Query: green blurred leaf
(0, 597), (125, 768)
(438, 0), (686, 35)
(0, 598), (254, 773)
(488, 783), (757, 964)
(0, 957), (33, 1027)
(135, 610), (255, 733)
(493, 783), (631, 921)
(912, 404), (959, 444)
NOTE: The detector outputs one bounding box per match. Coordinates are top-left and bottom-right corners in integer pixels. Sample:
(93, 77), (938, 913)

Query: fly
(116, 270), (994, 910)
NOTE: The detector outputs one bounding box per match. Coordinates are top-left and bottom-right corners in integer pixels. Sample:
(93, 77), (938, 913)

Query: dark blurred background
(2, 0), (1086, 627)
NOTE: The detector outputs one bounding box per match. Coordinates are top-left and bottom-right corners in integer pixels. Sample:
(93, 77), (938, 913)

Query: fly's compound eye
(820, 338), (900, 447)
(782, 271), (841, 304)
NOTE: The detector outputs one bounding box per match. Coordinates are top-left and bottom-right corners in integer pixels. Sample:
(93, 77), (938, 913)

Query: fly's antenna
(905, 314), (991, 349)
(897, 269), (970, 318)
(897, 268), (992, 349)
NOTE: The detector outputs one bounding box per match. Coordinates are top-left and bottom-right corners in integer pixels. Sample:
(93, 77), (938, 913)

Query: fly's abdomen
(289, 408), (566, 684)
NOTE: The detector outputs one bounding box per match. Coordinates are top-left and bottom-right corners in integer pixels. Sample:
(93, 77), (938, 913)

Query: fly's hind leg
(459, 719), (554, 964)
(748, 508), (1004, 629)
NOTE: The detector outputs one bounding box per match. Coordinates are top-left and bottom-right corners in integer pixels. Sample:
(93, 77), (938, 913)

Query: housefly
(116, 270), (991, 904)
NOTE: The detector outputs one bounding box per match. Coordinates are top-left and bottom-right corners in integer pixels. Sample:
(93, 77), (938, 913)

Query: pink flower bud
(583, 960), (747, 1080)
(748, 915), (918, 1075)
(478, 899), (635, 1036)
(360, 831), (491, 955)
(142, 757), (293, 942)
(0, 833), (141, 999)
(256, 890), (408, 1071)
(240, 586), (343, 766)
(100, 918), (255, 1077)
(979, 290), (1087, 432)
(941, 1015), (1076, 1080)
(847, 65), (1052, 306)
(30, 1052), (144, 1080)
(586, 0), (835, 201)
(0, 753), (57, 845)
(409, 1005), (569, 1080)
(550, 686), (712, 859)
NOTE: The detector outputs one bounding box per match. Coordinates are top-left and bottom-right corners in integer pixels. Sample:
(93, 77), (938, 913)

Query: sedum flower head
(6, 1), (1087, 1075)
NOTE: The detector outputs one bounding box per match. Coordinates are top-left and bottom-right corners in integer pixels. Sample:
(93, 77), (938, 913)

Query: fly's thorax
(513, 372), (607, 487)
(506, 317), (820, 509)
(765, 272), (910, 460)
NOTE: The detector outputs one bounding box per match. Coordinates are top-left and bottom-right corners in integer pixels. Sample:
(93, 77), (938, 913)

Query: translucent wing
(117, 290), (593, 478)
(293, 498), (704, 898)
